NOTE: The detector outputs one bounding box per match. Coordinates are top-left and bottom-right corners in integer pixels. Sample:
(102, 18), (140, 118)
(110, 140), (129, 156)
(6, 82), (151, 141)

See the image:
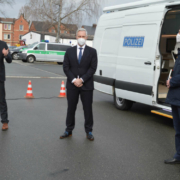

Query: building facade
(22, 31), (94, 47)
(0, 14), (29, 46)
(29, 21), (77, 35)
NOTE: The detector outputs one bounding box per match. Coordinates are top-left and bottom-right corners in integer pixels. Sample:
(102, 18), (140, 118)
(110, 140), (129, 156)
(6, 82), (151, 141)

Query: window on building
(4, 34), (11, 40)
(4, 34), (7, 39)
(7, 34), (11, 40)
(19, 25), (24, 31)
(4, 24), (7, 30)
(19, 35), (23, 40)
(8, 24), (11, 30)
(30, 33), (32, 39)
(52, 29), (55, 33)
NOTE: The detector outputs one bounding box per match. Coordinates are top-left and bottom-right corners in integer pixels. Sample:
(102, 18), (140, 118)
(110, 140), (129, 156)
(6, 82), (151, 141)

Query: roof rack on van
(103, 0), (173, 13)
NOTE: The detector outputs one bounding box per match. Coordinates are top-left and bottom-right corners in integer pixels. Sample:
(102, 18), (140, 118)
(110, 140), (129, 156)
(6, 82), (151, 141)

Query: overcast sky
(0, 0), (140, 25)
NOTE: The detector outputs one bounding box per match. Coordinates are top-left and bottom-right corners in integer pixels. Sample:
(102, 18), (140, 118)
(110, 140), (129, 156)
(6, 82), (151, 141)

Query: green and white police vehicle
(18, 41), (71, 64)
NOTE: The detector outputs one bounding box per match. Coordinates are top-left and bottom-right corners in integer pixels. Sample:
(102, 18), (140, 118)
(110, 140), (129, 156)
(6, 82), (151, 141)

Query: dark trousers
(172, 105), (180, 160)
(66, 88), (93, 133)
(0, 81), (9, 124)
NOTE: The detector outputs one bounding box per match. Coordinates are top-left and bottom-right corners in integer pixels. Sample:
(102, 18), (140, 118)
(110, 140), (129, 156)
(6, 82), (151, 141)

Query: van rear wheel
(114, 92), (133, 110)
(57, 62), (63, 65)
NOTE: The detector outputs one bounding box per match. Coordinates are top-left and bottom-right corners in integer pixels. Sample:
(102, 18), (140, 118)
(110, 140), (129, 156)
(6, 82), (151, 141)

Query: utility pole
(56, 0), (62, 43)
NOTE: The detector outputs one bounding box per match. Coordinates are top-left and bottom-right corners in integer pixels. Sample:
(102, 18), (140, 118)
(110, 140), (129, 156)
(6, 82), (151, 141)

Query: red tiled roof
(0, 17), (17, 23)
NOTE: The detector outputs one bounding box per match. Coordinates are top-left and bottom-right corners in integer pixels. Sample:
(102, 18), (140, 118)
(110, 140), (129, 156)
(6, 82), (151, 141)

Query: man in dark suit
(0, 40), (12, 131)
(60, 28), (98, 141)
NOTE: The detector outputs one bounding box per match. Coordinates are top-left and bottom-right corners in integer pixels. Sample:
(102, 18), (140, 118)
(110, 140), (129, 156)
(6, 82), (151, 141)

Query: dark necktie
(78, 48), (83, 64)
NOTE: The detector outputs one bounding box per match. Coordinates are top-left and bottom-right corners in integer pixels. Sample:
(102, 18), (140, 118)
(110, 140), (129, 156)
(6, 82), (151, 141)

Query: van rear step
(151, 109), (172, 119)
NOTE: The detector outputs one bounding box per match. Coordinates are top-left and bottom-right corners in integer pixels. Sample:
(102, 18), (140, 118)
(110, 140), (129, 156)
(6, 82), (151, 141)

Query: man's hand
(2, 48), (9, 57)
(74, 78), (83, 87)
(166, 77), (172, 89)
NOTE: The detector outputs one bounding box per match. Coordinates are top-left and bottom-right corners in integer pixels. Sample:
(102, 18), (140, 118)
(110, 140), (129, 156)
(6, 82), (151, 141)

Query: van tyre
(114, 92), (133, 110)
(12, 53), (18, 60)
(27, 56), (35, 63)
(57, 62), (63, 65)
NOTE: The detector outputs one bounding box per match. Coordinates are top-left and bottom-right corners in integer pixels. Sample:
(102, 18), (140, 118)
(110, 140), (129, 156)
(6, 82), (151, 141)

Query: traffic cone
(58, 81), (66, 98)
(25, 80), (34, 98)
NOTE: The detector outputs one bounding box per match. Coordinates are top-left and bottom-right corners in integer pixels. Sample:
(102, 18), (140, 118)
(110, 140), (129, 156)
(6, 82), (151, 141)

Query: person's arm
(81, 49), (98, 83)
(170, 74), (180, 87)
(4, 43), (12, 64)
(169, 65), (180, 87)
(63, 50), (76, 82)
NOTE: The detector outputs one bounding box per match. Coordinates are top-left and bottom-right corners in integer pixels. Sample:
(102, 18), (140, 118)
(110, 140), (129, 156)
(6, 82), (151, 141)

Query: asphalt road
(0, 60), (180, 180)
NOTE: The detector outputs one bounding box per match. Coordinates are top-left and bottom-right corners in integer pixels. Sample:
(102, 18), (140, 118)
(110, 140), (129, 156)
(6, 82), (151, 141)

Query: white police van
(93, 0), (180, 119)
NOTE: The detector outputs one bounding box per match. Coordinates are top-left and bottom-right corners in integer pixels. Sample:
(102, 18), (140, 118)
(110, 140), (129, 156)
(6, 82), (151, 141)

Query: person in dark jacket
(165, 51), (180, 164)
(0, 40), (12, 131)
(60, 28), (98, 141)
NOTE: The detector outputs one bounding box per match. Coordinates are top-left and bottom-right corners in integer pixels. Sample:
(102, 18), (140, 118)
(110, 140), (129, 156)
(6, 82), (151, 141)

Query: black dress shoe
(86, 132), (94, 141)
(164, 158), (180, 164)
(60, 132), (72, 139)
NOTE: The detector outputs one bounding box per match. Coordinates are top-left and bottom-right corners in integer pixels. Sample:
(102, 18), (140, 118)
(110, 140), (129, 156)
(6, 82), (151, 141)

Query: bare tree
(20, 0), (103, 42)
(18, 5), (32, 20)
(0, 0), (14, 16)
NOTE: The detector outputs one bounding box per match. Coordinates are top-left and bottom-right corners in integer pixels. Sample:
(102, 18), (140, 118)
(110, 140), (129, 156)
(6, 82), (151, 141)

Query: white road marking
(13, 61), (64, 77)
(6, 76), (67, 79)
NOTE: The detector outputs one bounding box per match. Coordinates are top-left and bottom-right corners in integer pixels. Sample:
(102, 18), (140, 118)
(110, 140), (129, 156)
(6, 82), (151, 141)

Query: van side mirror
(34, 47), (38, 50)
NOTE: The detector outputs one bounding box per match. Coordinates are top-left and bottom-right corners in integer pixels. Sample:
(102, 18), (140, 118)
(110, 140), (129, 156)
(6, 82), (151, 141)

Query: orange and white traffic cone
(25, 80), (34, 98)
(58, 81), (66, 98)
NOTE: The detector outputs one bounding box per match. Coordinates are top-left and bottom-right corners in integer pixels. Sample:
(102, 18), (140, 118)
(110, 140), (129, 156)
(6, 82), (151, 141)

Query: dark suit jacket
(63, 45), (98, 90)
(166, 53), (180, 106)
(0, 41), (12, 81)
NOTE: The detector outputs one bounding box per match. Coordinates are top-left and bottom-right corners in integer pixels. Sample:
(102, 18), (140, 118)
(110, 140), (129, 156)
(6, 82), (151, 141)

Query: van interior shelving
(158, 9), (180, 105)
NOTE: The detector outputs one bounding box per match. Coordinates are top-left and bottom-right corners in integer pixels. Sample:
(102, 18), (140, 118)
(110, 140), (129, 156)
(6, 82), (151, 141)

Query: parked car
(18, 42), (71, 64)
(10, 46), (27, 60)
(10, 42), (39, 60)
(8, 46), (17, 51)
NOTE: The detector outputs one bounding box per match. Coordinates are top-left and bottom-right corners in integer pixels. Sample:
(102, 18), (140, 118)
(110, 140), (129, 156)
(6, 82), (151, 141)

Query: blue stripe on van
(123, 36), (145, 48)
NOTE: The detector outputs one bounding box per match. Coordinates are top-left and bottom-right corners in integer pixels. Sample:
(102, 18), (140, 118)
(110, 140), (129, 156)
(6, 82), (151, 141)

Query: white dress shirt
(72, 44), (86, 83)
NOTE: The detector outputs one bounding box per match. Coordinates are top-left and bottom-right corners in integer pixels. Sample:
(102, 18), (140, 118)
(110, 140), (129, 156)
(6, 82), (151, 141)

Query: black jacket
(63, 45), (98, 90)
(0, 41), (12, 81)
(166, 54), (180, 106)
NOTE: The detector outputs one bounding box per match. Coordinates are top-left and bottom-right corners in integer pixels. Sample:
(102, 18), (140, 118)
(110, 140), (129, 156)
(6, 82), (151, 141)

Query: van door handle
(144, 61), (151, 65)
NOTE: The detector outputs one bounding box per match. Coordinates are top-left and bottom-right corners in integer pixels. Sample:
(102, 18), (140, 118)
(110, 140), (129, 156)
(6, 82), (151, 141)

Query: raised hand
(2, 48), (9, 57)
